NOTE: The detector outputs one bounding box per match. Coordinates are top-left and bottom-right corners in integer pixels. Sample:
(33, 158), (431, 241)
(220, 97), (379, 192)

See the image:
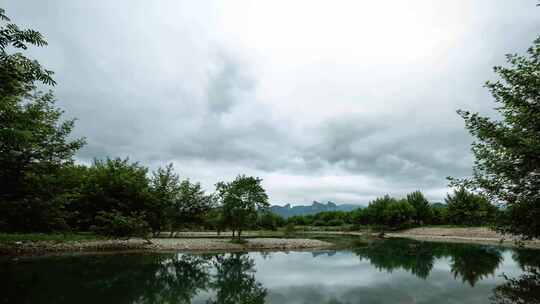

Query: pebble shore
(0, 237), (332, 256)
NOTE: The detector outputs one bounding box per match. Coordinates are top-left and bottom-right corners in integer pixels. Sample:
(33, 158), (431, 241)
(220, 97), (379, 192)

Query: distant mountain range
(270, 201), (361, 218)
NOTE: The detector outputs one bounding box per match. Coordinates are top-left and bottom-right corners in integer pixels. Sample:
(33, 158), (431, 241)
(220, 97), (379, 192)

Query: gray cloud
(5, 0), (540, 204)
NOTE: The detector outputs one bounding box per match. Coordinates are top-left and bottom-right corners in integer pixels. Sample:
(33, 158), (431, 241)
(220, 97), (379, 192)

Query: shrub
(328, 219), (345, 226)
(446, 188), (497, 226)
(93, 211), (150, 238)
(313, 220), (327, 226)
(284, 222), (296, 236)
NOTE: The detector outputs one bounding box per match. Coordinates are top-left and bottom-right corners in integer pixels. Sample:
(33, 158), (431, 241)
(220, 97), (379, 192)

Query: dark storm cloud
(4, 0), (539, 203)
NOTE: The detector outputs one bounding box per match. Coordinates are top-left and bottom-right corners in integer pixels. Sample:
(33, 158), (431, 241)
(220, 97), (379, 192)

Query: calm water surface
(1, 239), (539, 304)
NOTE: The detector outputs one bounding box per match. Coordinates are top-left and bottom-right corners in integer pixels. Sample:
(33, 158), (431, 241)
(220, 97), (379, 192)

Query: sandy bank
(385, 227), (540, 248)
(0, 237), (332, 256)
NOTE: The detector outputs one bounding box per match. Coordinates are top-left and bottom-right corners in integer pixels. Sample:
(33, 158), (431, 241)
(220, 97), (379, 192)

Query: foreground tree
(216, 175), (269, 238)
(0, 9), (85, 231)
(452, 37), (540, 238)
(0, 8), (55, 96)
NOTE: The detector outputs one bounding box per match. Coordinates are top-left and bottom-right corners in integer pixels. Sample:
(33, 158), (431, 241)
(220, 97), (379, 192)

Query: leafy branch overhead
(452, 37), (540, 239)
(0, 8), (55, 90)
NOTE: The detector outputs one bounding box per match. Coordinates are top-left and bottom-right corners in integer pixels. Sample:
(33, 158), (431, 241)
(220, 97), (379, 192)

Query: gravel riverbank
(386, 227), (540, 248)
(3, 227), (539, 256)
(0, 237), (332, 256)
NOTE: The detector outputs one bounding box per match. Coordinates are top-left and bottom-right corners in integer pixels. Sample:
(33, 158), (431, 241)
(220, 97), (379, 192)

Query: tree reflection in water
(208, 253), (267, 304)
(353, 239), (540, 303)
(490, 249), (540, 304)
(353, 238), (503, 285)
(2, 239), (540, 304)
(448, 245), (502, 286)
(0, 252), (264, 304)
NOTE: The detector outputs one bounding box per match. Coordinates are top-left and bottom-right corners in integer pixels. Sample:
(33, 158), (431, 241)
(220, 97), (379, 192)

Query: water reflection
(1, 239), (539, 304)
(209, 254), (267, 304)
(353, 239), (503, 286)
(490, 249), (540, 304)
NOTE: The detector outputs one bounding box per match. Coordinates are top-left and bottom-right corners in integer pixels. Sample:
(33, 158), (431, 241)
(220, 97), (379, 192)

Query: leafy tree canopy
(452, 37), (540, 238)
(216, 175), (269, 237)
(0, 9), (84, 232)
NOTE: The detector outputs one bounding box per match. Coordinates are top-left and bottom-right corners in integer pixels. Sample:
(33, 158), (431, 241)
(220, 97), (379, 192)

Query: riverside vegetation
(1, 7), (540, 245)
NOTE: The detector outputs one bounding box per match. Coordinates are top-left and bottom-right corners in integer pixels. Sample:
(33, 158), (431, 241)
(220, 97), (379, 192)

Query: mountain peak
(270, 201), (360, 218)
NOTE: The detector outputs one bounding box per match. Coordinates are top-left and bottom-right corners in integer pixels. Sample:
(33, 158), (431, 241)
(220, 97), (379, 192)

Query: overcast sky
(6, 1), (539, 205)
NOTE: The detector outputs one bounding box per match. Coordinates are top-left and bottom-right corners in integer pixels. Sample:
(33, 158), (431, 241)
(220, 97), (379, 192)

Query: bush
(93, 211), (150, 238)
(75, 158), (154, 230)
(431, 203), (449, 225)
(406, 191), (432, 225)
(284, 222), (296, 236)
(256, 212), (285, 230)
(328, 219), (345, 226)
(313, 220), (327, 226)
(446, 188), (497, 226)
(384, 199), (415, 229)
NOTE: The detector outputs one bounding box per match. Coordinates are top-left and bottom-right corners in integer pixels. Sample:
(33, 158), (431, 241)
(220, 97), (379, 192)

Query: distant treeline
(0, 146), (499, 236)
(0, 156), (279, 237)
(285, 189), (498, 229)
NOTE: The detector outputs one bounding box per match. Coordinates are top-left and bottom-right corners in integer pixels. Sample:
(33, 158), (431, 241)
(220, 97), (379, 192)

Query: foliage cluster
(453, 37), (540, 239)
(288, 189), (496, 230)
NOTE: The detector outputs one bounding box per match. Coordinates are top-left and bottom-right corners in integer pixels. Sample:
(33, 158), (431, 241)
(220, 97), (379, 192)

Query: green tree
(288, 215), (310, 226)
(76, 158), (153, 236)
(364, 195), (396, 226)
(216, 175), (269, 238)
(149, 164), (180, 235)
(453, 37), (540, 238)
(430, 203), (449, 225)
(0, 9), (85, 232)
(206, 207), (226, 235)
(169, 179), (214, 235)
(384, 199), (415, 229)
(93, 210), (151, 239)
(445, 188), (497, 226)
(406, 191), (432, 225)
(0, 8), (55, 97)
(257, 211), (285, 231)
